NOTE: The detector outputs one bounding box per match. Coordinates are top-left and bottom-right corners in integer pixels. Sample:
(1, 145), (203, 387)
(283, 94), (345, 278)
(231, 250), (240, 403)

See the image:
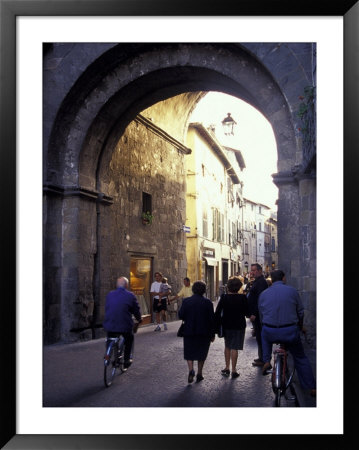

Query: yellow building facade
(185, 123), (245, 300)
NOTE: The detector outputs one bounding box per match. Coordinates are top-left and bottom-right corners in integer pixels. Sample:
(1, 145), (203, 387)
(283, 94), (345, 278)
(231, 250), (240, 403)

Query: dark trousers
(261, 325), (316, 390)
(107, 331), (134, 362)
(253, 317), (263, 361)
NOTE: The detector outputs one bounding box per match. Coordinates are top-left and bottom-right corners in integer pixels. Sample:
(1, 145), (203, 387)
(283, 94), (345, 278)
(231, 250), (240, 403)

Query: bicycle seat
(273, 345), (286, 354)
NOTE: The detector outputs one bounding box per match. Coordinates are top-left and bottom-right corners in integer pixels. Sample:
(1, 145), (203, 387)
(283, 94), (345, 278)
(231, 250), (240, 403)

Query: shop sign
(203, 248), (215, 258)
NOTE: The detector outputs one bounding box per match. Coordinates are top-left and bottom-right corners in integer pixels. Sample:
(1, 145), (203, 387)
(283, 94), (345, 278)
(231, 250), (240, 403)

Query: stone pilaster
(273, 170), (316, 347)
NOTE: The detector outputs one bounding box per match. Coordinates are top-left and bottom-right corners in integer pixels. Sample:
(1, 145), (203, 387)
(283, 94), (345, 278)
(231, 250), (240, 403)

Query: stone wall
(298, 177), (316, 346)
(96, 117), (189, 326)
(43, 43), (317, 346)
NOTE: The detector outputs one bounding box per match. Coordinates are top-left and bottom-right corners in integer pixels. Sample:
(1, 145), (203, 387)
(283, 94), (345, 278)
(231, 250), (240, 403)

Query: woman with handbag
(178, 281), (216, 383)
(215, 276), (249, 379)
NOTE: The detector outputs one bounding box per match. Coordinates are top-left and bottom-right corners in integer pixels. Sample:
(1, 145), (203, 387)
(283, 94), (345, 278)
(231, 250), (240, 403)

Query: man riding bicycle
(103, 276), (142, 369)
(258, 269), (316, 397)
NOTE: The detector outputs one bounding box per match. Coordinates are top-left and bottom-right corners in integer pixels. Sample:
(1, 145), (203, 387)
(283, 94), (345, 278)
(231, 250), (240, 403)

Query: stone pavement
(43, 318), (316, 408)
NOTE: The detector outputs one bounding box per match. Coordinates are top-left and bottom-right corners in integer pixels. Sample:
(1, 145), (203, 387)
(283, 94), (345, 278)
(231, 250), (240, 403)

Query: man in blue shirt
(258, 270), (316, 395)
(103, 277), (142, 368)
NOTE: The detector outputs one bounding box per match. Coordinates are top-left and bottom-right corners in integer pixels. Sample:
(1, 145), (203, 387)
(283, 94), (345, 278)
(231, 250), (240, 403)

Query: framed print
(1, 0), (357, 448)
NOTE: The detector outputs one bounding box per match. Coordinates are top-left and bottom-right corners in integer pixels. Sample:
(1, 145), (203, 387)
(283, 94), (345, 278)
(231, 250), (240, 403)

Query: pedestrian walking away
(178, 281), (216, 383)
(215, 276), (249, 379)
(247, 263), (268, 367)
(258, 269), (316, 397)
(103, 276), (142, 369)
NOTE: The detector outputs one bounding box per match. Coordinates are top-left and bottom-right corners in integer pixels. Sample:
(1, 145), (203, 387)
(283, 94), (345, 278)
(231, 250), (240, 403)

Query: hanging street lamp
(221, 113), (237, 136)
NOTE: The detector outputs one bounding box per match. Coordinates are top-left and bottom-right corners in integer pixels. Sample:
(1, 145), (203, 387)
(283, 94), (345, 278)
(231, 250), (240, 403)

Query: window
(245, 242), (249, 254)
(212, 209), (224, 242)
(142, 192), (152, 214)
(130, 258), (152, 320)
(203, 209), (208, 238)
(212, 209), (218, 241)
(220, 213), (224, 242)
(259, 222), (262, 232)
(271, 237), (276, 252)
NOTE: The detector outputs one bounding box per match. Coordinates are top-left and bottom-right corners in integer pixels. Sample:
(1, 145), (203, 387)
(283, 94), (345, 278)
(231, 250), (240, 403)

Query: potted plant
(141, 211), (153, 225)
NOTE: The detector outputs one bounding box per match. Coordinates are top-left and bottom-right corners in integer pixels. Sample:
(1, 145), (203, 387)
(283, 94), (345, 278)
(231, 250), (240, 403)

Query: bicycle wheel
(104, 342), (118, 387)
(272, 353), (283, 407)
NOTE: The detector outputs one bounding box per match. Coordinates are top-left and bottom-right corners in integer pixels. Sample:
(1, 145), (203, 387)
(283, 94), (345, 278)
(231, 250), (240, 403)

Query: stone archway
(43, 43), (316, 345)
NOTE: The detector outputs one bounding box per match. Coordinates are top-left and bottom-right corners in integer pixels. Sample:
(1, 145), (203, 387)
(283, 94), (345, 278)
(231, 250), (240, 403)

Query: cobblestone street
(43, 319), (314, 408)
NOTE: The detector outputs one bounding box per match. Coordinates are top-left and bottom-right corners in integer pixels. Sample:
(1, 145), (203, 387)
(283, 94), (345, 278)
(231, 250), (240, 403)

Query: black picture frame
(1, 0), (356, 448)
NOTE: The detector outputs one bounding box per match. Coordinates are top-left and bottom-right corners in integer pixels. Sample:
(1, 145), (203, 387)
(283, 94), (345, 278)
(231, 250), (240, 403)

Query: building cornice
(189, 122), (240, 184)
(272, 168), (316, 187)
(43, 184), (113, 204)
(136, 114), (192, 155)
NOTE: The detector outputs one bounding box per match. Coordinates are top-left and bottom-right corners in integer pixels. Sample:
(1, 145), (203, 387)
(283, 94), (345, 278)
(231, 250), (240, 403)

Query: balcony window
(142, 192), (152, 215)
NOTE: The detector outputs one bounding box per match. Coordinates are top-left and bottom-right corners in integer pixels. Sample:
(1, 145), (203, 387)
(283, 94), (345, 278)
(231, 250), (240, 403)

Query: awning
(203, 257), (218, 267)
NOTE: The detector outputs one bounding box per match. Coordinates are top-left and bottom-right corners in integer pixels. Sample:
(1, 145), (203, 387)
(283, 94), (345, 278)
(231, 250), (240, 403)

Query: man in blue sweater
(103, 277), (142, 368)
(258, 270), (316, 396)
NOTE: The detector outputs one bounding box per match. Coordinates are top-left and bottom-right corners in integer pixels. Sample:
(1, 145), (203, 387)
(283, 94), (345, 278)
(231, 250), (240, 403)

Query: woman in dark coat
(178, 281), (216, 383)
(215, 276), (249, 379)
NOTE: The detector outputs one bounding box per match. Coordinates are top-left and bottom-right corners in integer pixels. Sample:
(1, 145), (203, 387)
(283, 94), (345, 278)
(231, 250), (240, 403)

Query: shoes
(252, 360), (265, 367)
(188, 370), (195, 383)
(196, 374), (204, 383)
(253, 358), (262, 363)
(124, 359), (133, 369)
(262, 362), (272, 375)
(221, 369), (230, 377)
(231, 371), (240, 379)
(163, 323), (168, 331)
(154, 325), (161, 331)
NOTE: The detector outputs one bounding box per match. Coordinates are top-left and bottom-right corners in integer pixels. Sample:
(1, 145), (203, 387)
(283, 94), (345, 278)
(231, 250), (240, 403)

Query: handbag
(217, 319), (224, 338)
(216, 296), (224, 338)
(177, 321), (185, 337)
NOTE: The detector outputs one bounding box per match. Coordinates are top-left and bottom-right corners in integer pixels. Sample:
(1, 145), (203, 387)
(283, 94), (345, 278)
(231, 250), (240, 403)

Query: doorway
(205, 264), (215, 301)
(129, 257), (152, 325)
(222, 259), (229, 286)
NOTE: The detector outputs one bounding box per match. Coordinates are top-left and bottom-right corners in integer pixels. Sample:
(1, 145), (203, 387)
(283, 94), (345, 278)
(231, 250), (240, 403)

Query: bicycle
(103, 322), (140, 387)
(268, 343), (296, 407)
(103, 334), (126, 387)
